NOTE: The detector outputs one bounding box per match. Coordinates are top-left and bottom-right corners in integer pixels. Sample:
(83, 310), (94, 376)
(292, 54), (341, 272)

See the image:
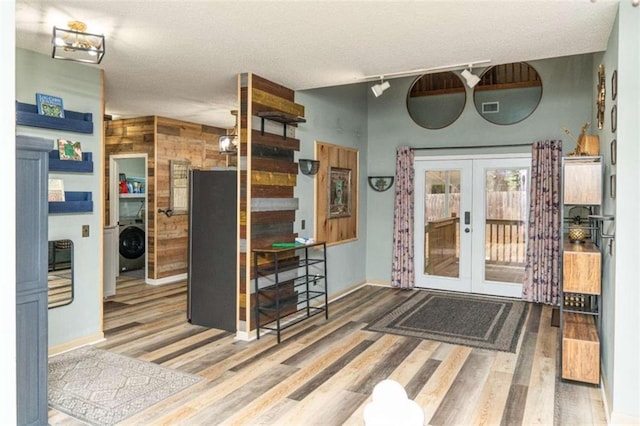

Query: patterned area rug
(49, 345), (202, 425)
(366, 290), (529, 353)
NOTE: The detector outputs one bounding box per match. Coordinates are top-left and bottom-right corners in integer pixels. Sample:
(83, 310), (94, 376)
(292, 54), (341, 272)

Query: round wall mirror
(473, 62), (542, 125)
(407, 71), (466, 129)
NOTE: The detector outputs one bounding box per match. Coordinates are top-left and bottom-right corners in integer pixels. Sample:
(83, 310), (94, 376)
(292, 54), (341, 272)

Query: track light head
(461, 69), (480, 88)
(371, 80), (390, 97)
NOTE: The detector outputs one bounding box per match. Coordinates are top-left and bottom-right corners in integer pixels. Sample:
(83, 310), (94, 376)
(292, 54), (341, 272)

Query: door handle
(464, 211), (471, 225)
(465, 227), (471, 233)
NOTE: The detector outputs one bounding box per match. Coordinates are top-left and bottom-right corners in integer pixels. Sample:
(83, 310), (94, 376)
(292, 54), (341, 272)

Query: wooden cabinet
(253, 242), (328, 343)
(560, 156), (603, 385)
(16, 135), (50, 425)
(562, 313), (600, 384)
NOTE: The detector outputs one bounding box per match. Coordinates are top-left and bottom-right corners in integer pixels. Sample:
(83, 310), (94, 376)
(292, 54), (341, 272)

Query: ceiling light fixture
(52, 21), (105, 64)
(371, 78), (391, 97)
(360, 59), (491, 83)
(461, 66), (481, 88)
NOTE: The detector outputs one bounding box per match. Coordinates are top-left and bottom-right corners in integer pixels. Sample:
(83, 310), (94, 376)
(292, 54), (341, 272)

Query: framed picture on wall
(328, 167), (352, 218)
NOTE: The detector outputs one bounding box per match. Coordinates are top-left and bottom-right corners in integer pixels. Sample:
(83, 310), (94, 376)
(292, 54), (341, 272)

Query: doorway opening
(414, 155), (531, 297)
(107, 154), (148, 294)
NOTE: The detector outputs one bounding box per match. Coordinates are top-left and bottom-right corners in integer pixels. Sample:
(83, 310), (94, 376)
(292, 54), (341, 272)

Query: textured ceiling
(15, 0), (619, 129)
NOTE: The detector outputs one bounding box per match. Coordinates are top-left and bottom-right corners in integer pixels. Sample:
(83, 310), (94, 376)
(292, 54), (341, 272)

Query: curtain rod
(411, 142), (532, 151)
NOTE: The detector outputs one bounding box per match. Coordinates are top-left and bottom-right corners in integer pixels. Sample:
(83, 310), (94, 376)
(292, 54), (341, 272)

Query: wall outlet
(82, 225), (90, 237)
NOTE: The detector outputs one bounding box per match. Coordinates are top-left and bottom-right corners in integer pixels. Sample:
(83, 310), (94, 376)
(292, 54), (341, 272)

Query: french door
(414, 156), (530, 297)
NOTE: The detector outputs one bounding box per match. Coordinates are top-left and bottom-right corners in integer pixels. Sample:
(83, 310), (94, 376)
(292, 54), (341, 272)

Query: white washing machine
(119, 218), (145, 271)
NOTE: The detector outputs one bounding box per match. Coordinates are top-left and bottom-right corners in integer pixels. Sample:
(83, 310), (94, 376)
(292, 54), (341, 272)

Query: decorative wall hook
(368, 176), (394, 192)
(158, 208), (173, 217)
(299, 159), (320, 175)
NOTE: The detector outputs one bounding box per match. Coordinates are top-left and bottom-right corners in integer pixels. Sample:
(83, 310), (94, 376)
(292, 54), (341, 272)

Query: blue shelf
(49, 192), (93, 214)
(16, 101), (93, 134)
(49, 150), (94, 173)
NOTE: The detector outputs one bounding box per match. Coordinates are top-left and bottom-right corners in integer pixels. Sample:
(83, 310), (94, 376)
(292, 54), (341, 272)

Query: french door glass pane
(484, 168), (528, 283)
(424, 170), (460, 277)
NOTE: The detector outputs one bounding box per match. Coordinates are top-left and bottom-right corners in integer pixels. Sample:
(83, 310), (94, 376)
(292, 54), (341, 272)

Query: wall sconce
(299, 159), (320, 175)
(52, 21), (105, 64)
(368, 176), (394, 192)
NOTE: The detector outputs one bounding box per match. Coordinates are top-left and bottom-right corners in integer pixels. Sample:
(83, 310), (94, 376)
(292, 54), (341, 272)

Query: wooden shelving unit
(252, 241), (327, 343)
(49, 150), (94, 173)
(16, 101), (94, 134)
(560, 156), (603, 385)
(49, 191), (93, 214)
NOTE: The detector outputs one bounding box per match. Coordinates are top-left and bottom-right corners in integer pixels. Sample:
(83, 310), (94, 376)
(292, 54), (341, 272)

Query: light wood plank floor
(48, 277), (607, 425)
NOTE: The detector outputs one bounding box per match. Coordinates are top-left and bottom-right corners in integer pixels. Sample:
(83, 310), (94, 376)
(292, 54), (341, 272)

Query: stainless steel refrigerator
(187, 169), (237, 332)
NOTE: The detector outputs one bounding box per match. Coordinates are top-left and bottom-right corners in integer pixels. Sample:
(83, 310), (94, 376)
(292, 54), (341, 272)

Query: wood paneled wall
(315, 141), (359, 245)
(105, 116), (227, 281)
(238, 73), (303, 334)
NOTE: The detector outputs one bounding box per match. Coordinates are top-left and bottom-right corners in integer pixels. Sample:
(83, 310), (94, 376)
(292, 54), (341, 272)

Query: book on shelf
(48, 178), (65, 202)
(36, 93), (65, 118)
(57, 139), (82, 161)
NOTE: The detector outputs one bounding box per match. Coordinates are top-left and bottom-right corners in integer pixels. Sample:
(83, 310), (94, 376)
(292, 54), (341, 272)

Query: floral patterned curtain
(391, 146), (415, 289)
(522, 140), (562, 304)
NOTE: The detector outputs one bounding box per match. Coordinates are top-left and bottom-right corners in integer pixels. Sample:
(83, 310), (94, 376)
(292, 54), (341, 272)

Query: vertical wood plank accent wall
(105, 116), (227, 281)
(315, 141), (359, 245)
(238, 73), (304, 335)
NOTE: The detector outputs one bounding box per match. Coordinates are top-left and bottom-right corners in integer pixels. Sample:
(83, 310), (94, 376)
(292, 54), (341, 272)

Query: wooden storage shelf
(257, 111), (306, 139)
(49, 191), (93, 214)
(562, 312), (600, 384)
(563, 239), (601, 294)
(16, 101), (94, 134)
(560, 155), (603, 386)
(49, 150), (94, 173)
(253, 241), (327, 343)
(563, 157), (602, 205)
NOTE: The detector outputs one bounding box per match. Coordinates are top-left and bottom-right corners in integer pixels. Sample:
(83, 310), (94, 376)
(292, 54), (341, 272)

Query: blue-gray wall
(295, 83), (369, 294)
(609, 3), (640, 421)
(594, 10), (618, 417)
(15, 48), (103, 348)
(365, 54), (594, 283)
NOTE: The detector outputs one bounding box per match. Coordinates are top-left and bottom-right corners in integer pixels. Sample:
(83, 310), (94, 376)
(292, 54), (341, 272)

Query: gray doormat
(365, 290), (529, 353)
(48, 345), (202, 425)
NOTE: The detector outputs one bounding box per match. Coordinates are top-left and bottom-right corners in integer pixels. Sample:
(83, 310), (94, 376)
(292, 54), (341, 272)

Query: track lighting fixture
(371, 78), (390, 97)
(461, 67), (481, 88)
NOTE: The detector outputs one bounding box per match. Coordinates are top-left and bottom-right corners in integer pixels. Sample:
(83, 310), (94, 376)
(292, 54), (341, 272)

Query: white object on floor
(363, 379), (425, 426)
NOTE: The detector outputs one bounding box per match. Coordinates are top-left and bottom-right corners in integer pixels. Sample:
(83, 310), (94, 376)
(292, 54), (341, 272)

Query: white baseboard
(146, 273), (187, 286)
(610, 412), (640, 425)
(235, 329), (257, 342)
(48, 332), (105, 356)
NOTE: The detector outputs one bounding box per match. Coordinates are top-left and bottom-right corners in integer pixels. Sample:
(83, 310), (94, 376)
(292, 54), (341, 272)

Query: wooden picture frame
(610, 139), (617, 165)
(328, 167), (352, 218)
(169, 160), (190, 214)
(611, 70), (617, 101)
(611, 105), (617, 133)
(315, 141), (359, 245)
